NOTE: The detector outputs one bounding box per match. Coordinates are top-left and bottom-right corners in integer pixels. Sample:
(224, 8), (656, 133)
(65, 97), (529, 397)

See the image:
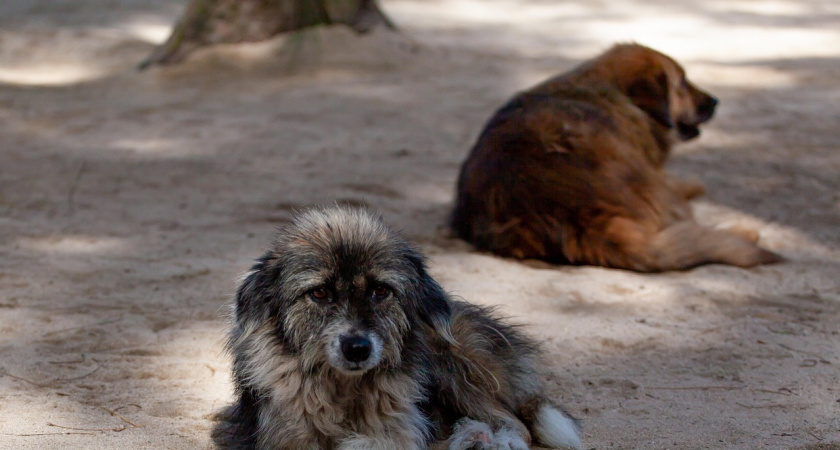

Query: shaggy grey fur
(226, 206), (582, 449)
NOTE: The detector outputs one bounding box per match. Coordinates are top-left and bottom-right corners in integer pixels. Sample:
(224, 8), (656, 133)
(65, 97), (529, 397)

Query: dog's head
(233, 206), (452, 377)
(597, 44), (718, 141)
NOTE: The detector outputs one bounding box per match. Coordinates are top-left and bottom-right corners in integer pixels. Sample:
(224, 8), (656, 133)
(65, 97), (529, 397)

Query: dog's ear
(416, 273), (456, 345)
(405, 251), (456, 345)
(234, 254), (284, 326)
(627, 70), (673, 128)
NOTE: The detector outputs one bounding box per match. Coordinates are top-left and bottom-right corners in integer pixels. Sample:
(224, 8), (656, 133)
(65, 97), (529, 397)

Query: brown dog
(451, 43), (781, 272)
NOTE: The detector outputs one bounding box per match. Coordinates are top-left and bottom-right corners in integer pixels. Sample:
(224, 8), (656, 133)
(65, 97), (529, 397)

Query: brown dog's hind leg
(722, 224), (760, 243)
(644, 221), (783, 271)
(595, 218), (782, 271)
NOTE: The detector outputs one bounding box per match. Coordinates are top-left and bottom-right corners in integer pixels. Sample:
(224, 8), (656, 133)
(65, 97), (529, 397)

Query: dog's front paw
(448, 420), (528, 450)
(448, 419), (493, 450)
(338, 432), (424, 450)
(491, 426), (529, 450)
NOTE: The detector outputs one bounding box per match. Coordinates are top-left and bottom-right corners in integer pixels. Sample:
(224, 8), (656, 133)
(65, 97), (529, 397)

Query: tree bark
(139, 0), (396, 69)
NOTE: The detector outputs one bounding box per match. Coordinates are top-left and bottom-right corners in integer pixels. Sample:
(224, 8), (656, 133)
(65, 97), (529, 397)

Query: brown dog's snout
(696, 94), (718, 122)
(340, 335), (372, 363)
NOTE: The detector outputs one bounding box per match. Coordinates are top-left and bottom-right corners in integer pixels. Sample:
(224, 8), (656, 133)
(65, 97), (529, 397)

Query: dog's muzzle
(678, 95), (718, 141)
(697, 95), (718, 123)
(340, 335), (372, 363)
(326, 330), (383, 375)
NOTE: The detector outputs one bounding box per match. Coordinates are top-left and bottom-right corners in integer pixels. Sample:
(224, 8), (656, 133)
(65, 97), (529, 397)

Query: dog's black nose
(340, 336), (372, 363)
(698, 95), (718, 121)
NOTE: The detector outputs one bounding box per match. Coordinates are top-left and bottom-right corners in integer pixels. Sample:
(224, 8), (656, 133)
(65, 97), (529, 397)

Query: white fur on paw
(338, 434), (419, 450)
(448, 419), (493, 450)
(493, 426), (529, 450)
(533, 405), (583, 449)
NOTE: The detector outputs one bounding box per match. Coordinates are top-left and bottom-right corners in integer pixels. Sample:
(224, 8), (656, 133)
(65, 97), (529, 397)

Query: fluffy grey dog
(227, 206), (582, 449)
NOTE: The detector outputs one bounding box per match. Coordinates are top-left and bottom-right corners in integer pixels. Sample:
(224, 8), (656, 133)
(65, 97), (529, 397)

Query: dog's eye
(309, 287), (332, 303)
(371, 285), (391, 301)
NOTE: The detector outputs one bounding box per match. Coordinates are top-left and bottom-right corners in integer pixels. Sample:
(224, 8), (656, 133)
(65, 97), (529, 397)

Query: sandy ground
(1, 0), (839, 449)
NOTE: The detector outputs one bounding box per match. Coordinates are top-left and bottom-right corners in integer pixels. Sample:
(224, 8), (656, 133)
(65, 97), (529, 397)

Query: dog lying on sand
(452, 43), (782, 271)
(226, 206), (583, 449)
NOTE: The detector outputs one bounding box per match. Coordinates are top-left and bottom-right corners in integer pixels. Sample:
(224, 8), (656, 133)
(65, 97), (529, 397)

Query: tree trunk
(139, 0), (395, 69)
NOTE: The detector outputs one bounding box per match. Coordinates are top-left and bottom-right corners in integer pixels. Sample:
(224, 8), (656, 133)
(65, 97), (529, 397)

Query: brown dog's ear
(626, 71), (673, 128)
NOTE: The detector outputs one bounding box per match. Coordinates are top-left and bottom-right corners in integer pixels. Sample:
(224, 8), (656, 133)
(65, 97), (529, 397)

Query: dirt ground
(1, 0), (839, 449)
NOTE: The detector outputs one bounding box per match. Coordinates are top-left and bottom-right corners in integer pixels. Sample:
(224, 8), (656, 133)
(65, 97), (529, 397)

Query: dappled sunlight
(583, 20), (839, 60)
(390, 0), (588, 25)
(0, 393), (105, 435)
(326, 80), (422, 105)
(402, 181), (454, 205)
(0, 64), (106, 87)
(110, 138), (201, 158)
(389, 0), (840, 60)
(434, 247), (771, 315)
(0, 9), (181, 88)
(703, 0), (833, 16)
(0, 22), (158, 87)
(136, 322), (233, 420)
(118, 21), (172, 45)
(18, 235), (130, 256)
(689, 63), (798, 89)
